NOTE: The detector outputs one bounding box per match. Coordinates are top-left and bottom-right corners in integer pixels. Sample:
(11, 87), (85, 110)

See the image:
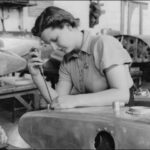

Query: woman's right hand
(27, 48), (44, 76)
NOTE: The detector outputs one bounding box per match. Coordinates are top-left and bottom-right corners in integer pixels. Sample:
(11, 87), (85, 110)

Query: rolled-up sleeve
(98, 35), (132, 72)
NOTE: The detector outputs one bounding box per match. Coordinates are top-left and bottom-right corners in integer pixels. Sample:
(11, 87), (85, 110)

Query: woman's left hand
(51, 95), (77, 109)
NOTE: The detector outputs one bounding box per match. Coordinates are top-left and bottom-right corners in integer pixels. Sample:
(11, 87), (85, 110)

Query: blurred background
(1, 0), (150, 149)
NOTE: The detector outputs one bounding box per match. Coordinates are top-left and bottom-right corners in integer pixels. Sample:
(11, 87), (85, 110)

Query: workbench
(0, 83), (40, 122)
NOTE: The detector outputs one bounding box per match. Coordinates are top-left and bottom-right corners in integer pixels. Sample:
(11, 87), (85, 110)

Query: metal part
(94, 130), (115, 150)
(114, 34), (150, 63)
(112, 101), (120, 112)
(18, 106), (150, 149)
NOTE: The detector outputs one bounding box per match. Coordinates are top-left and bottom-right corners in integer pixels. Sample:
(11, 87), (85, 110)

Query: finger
(29, 57), (43, 63)
(30, 47), (40, 53)
(51, 101), (60, 109)
(51, 105), (61, 110)
(51, 102), (65, 110)
(29, 50), (41, 60)
(31, 63), (43, 69)
(29, 52), (40, 58)
(29, 56), (43, 62)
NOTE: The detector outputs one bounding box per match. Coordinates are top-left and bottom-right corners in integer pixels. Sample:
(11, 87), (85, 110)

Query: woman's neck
(75, 30), (84, 50)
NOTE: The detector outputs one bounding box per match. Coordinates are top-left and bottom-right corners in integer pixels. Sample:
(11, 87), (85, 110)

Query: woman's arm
(30, 67), (73, 104)
(53, 65), (130, 109)
(32, 74), (57, 103)
(28, 49), (72, 104)
(30, 73), (74, 110)
(75, 65), (130, 106)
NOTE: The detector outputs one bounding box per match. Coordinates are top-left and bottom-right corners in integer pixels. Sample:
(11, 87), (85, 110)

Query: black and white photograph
(0, 0), (150, 149)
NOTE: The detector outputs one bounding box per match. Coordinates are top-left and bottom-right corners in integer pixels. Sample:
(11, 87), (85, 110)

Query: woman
(28, 6), (133, 109)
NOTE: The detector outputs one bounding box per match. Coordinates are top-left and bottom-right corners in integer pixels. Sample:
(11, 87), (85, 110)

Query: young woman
(28, 6), (133, 109)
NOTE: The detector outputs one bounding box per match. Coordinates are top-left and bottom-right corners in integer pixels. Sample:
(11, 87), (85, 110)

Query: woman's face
(41, 26), (77, 53)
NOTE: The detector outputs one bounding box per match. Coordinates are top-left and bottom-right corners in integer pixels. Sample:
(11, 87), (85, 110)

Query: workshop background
(1, 0), (150, 149)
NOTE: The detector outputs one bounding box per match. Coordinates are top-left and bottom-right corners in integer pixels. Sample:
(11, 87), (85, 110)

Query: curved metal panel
(114, 34), (150, 62)
(19, 107), (150, 149)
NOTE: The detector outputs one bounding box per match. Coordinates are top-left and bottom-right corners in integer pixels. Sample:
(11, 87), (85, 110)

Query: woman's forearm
(32, 74), (58, 103)
(75, 88), (129, 107)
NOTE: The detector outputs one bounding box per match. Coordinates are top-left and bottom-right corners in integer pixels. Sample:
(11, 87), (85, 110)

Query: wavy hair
(31, 6), (79, 37)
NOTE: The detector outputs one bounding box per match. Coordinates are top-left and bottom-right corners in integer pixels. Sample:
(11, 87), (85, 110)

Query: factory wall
(0, 8), (20, 31)
(54, 1), (90, 31)
(92, 1), (121, 35)
(143, 2), (150, 35)
(0, 1), (150, 35)
(91, 1), (150, 35)
(0, 0), (90, 32)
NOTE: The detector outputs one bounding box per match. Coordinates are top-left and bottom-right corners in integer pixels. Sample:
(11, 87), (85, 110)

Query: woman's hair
(31, 6), (79, 37)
